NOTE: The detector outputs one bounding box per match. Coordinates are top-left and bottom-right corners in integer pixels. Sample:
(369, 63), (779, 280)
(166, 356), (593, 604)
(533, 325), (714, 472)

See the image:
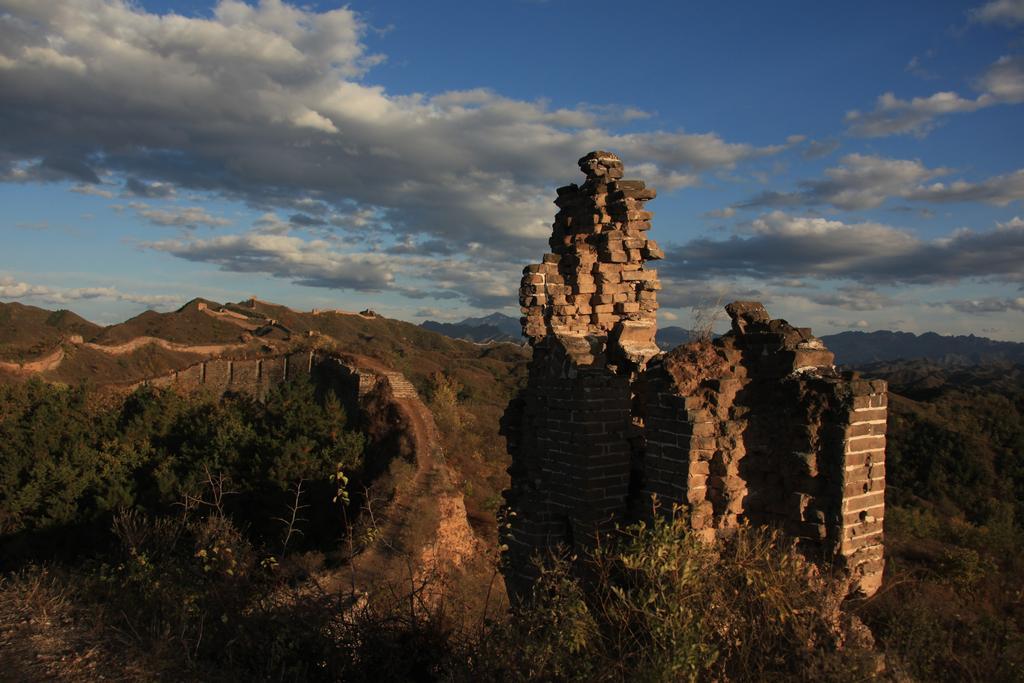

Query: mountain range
(5, 299), (1024, 372)
(819, 330), (1024, 367)
(419, 312), (1024, 367)
(420, 312), (523, 343)
(419, 313), (703, 348)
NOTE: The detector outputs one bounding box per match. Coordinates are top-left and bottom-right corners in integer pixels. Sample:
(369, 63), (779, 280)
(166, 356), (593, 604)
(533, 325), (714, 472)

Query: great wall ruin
(502, 151), (886, 599)
(124, 350), (417, 402)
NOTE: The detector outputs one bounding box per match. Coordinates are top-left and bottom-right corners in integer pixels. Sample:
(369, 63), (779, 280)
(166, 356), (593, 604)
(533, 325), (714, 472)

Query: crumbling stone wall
(131, 351), (423, 483)
(503, 152), (885, 601)
(130, 351), (414, 404)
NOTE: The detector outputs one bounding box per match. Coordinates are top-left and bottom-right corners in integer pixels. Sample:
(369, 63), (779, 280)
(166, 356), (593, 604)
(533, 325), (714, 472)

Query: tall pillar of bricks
(503, 151), (662, 599)
(519, 150), (663, 353)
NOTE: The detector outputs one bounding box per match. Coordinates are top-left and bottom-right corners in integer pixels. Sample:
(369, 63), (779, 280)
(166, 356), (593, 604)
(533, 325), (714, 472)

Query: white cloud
(907, 169), (1024, 205)
(939, 296), (1024, 313)
(0, 275), (180, 307)
(130, 203), (232, 229)
(805, 286), (898, 311)
(814, 155), (948, 209)
(978, 55), (1024, 102)
(145, 223), (536, 308)
(703, 207), (736, 219)
(971, 0), (1024, 25)
(665, 211), (1024, 285)
(124, 178), (176, 199)
(0, 0), (780, 263)
(739, 154), (1024, 210)
(70, 183), (115, 198)
(146, 232), (397, 291)
(0, 276), (49, 298)
(846, 55), (1024, 137)
(846, 91), (993, 138)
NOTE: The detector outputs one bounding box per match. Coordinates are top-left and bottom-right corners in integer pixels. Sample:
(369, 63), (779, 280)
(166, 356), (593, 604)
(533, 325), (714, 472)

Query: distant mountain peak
(821, 329), (1024, 367)
(420, 312), (522, 343)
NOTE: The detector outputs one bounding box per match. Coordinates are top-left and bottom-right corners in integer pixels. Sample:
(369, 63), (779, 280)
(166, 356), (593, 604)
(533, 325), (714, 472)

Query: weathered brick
(505, 151), (887, 601)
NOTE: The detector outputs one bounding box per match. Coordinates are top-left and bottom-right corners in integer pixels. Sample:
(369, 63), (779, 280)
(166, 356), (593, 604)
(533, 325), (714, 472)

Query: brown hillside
(46, 343), (216, 385)
(223, 298), (316, 333)
(0, 298), (528, 402)
(0, 302), (101, 361)
(92, 302), (248, 346)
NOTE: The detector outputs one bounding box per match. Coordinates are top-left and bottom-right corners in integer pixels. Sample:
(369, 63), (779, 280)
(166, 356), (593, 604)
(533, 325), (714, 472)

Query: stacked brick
(503, 153), (886, 603)
(503, 152), (662, 596)
(519, 151), (663, 347)
(641, 343), (747, 537)
(501, 349), (635, 591)
(834, 378), (887, 595)
(638, 303), (886, 595)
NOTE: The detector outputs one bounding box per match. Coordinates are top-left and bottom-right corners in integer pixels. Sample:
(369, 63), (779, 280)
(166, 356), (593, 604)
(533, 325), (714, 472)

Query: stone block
(849, 407), (887, 423)
(176, 363), (204, 389)
(846, 435), (886, 454)
(231, 359), (260, 390)
(204, 360), (231, 388)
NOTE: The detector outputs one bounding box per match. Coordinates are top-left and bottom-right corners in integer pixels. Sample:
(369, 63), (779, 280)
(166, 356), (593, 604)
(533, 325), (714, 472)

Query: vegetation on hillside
(0, 378), (364, 561)
(2, 293), (1023, 681)
(0, 501), (878, 681)
(856, 361), (1024, 681)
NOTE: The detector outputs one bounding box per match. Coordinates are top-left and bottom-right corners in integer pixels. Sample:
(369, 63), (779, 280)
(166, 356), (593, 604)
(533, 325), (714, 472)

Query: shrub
(473, 509), (876, 682)
(0, 378), (364, 556)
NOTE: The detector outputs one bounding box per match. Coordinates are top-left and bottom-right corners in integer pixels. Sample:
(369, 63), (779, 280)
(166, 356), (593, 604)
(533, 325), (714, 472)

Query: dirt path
(200, 306), (266, 331)
(82, 336), (246, 356)
(319, 360), (482, 597)
(0, 347), (65, 374)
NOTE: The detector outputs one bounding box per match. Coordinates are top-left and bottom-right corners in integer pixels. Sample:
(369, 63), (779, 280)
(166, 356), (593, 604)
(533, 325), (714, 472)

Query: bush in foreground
(471, 509), (877, 682)
(2, 505), (879, 681)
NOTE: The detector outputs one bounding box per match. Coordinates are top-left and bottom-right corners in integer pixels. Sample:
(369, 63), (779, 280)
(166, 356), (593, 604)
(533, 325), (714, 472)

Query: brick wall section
(127, 351), (418, 405)
(230, 359), (260, 393)
(640, 310), (887, 596)
(835, 379), (887, 596)
(503, 152), (886, 601)
(261, 356), (287, 390)
(502, 341), (635, 593)
(382, 372), (418, 399)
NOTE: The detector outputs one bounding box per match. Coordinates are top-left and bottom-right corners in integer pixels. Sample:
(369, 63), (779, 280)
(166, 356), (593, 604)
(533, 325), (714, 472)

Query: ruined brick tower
(502, 151), (886, 601)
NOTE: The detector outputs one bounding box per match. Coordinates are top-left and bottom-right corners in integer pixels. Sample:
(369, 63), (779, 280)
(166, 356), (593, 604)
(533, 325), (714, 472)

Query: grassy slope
(852, 360), (1024, 679)
(91, 302), (246, 345)
(0, 302), (101, 361)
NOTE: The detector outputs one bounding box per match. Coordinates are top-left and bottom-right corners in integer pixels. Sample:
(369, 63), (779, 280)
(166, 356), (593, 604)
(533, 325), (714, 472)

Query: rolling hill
(420, 312), (522, 343)
(820, 330), (1024, 367)
(0, 301), (101, 361)
(418, 312), (704, 349)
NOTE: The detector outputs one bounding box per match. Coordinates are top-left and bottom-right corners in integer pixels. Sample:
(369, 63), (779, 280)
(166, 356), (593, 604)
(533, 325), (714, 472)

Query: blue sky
(1, 0), (1023, 339)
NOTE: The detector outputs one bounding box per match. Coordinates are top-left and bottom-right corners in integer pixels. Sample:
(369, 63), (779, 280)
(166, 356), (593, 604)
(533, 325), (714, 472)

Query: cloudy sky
(2, 0), (1023, 338)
